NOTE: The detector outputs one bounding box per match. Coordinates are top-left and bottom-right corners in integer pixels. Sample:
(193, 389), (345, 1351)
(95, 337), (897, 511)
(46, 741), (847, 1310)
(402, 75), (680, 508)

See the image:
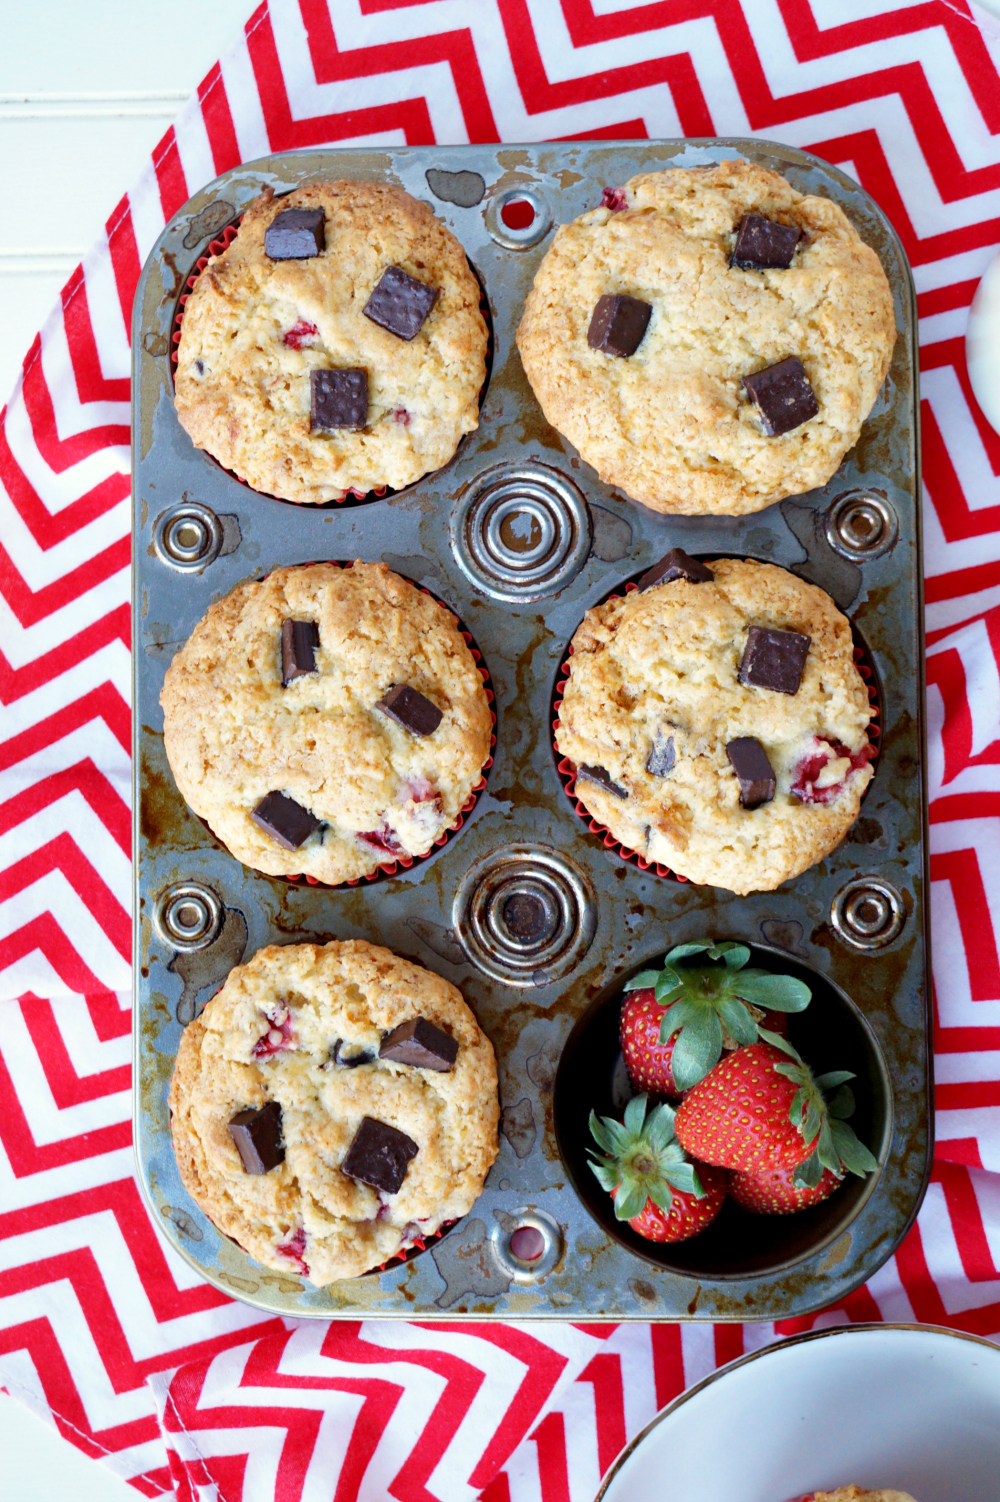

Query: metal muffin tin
(132, 139), (930, 1320)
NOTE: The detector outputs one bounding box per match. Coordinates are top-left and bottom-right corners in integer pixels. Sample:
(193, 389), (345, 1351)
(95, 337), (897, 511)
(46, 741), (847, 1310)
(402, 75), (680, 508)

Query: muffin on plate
(168, 940), (500, 1285)
(174, 181), (487, 503)
(516, 160), (896, 516)
(160, 561), (493, 885)
(554, 552), (875, 894)
(792, 1490), (918, 1502)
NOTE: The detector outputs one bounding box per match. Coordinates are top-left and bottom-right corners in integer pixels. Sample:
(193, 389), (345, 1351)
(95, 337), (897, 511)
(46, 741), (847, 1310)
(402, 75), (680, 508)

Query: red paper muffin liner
(222, 1207), (454, 1279)
(551, 575), (882, 885)
(253, 560), (495, 891)
(170, 219), (492, 508)
(371, 1218), (455, 1275)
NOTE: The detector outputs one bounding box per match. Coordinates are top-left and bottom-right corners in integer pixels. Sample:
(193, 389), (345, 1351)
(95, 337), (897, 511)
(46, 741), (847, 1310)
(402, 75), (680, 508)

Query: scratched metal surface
(131, 140), (929, 1320)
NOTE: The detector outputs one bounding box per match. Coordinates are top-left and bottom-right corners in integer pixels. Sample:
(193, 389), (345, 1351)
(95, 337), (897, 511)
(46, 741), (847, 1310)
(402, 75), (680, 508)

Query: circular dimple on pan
(453, 844), (597, 986)
(451, 461), (592, 601)
(153, 881), (224, 952)
(825, 491), (898, 560)
(485, 186), (552, 250)
(154, 501), (225, 571)
(831, 876), (905, 951)
(489, 1210), (562, 1282)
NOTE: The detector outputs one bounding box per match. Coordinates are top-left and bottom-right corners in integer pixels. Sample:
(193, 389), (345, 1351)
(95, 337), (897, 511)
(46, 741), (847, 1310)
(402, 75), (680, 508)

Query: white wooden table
(0, 0), (250, 402)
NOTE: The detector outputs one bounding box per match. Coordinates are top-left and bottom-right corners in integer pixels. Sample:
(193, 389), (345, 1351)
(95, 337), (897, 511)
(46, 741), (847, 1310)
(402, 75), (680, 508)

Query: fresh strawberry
(620, 988), (681, 1097)
(620, 942), (811, 1092)
(589, 1095), (727, 1244)
(674, 1042), (808, 1173)
(620, 990), (793, 1099)
(614, 1166), (728, 1242)
(674, 1032), (878, 1193)
(730, 1160), (841, 1214)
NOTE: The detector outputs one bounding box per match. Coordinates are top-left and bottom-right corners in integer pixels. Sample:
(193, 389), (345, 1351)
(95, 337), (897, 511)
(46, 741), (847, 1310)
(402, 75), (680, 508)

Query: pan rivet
(825, 492), (898, 560)
(490, 1211), (562, 1281)
(153, 881), (224, 952)
(830, 876), (904, 951)
(486, 186), (552, 250)
(154, 501), (225, 571)
(454, 844), (597, 986)
(452, 461), (592, 601)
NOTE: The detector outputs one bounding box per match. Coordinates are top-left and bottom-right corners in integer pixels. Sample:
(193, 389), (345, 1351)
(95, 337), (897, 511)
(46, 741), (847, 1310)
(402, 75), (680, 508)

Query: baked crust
(516, 160), (896, 515)
(168, 940), (499, 1285)
(174, 181), (487, 503)
(554, 559), (875, 894)
(812, 1489), (917, 1502)
(160, 562), (492, 884)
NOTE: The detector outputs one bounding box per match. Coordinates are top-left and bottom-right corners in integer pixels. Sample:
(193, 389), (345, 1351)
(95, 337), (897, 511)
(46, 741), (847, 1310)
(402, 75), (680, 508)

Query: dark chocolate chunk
(329, 1039), (375, 1068)
(646, 732), (676, 778)
(726, 737), (777, 809)
(342, 1116), (418, 1195)
(638, 548), (714, 591)
(380, 1017), (458, 1072)
(228, 1101), (285, 1175)
(743, 357), (818, 436)
(310, 368), (368, 431)
(264, 207), (326, 260)
(251, 790), (321, 850)
(375, 683), (443, 737)
(587, 293), (651, 357)
(577, 763), (628, 799)
(738, 626), (812, 695)
(363, 265), (439, 340)
(731, 214), (800, 271)
(281, 619), (320, 686)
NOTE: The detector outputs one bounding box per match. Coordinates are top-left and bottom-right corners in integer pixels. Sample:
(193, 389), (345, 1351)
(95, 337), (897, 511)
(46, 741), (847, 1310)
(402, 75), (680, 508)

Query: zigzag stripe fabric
(2, 1), (1000, 1497)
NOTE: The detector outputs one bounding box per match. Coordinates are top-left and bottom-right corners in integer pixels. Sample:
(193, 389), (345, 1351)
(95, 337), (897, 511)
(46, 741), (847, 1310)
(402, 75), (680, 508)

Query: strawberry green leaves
(588, 1095), (705, 1223)
(757, 1027), (879, 1188)
(622, 942), (811, 1091)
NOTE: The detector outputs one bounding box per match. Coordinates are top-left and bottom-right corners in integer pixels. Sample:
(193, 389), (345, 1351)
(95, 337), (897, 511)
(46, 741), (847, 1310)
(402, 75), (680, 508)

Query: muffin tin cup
(551, 570), (882, 885)
(171, 222), (492, 508)
(554, 942), (892, 1280)
(134, 139), (929, 1322)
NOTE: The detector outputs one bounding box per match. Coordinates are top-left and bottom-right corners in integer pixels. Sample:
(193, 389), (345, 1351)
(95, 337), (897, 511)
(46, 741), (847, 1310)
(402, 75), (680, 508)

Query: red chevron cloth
(3, 1), (1000, 1498)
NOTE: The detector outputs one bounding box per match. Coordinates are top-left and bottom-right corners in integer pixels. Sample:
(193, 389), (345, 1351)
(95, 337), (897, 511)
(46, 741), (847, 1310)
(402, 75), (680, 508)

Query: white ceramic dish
(596, 1323), (1000, 1502)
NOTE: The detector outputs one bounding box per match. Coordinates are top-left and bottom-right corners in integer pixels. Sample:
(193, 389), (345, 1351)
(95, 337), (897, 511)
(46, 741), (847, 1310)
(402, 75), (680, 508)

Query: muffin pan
(132, 139), (929, 1320)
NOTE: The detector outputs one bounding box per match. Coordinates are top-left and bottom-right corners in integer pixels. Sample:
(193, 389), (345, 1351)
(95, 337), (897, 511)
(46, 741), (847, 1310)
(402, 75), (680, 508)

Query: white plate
(596, 1323), (1000, 1502)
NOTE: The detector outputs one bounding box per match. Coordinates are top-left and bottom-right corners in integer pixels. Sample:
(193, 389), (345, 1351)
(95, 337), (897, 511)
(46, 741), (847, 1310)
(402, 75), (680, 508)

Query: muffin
(801, 1491), (917, 1502)
(554, 553), (875, 894)
(160, 562), (493, 884)
(174, 181), (487, 503)
(168, 941), (500, 1284)
(516, 160), (896, 515)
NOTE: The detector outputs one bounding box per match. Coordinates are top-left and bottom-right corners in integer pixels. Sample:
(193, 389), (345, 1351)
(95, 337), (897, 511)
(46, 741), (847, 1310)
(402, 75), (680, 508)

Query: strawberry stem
(756, 1027), (879, 1186)
(588, 1096), (705, 1222)
(623, 943), (812, 1091)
